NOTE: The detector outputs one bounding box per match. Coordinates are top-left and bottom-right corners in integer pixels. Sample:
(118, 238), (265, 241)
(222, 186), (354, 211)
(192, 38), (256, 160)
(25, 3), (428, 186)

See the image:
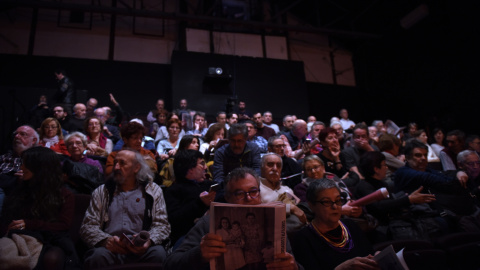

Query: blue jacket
(394, 164), (455, 194)
(212, 142), (261, 183)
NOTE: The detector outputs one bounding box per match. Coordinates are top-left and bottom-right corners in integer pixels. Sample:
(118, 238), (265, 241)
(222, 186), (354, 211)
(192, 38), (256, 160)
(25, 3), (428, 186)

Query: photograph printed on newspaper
(209, 202), (286, 270)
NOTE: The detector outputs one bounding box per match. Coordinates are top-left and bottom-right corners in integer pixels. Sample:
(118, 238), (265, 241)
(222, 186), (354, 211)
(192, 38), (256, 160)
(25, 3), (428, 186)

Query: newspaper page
(373, 245), (409, 270)
(209, 202), (286, 270)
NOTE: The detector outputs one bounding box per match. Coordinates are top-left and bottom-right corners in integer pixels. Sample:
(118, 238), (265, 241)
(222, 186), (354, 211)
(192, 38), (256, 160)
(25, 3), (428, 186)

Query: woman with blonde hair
(38, 117), (69, 155)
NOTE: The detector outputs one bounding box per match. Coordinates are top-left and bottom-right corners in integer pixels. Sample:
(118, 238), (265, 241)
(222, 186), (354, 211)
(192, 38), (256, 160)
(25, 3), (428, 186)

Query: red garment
(39, 139), (70, 156)
(87, 134), (107, 149)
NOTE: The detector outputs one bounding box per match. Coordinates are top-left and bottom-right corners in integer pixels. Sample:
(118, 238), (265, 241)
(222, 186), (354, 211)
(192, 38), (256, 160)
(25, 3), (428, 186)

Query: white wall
(0, 6), (355, 86)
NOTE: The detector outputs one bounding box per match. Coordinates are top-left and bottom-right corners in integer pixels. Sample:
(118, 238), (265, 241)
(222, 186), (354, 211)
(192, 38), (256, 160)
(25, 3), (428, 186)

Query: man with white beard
(0, 125), (39, 212)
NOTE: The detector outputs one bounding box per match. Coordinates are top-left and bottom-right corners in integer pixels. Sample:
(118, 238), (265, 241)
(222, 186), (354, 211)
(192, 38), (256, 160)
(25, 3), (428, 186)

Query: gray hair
(302, 155), (324, 170)
(267, 135), (282, 149)
(18, 125), (40, 145)
(263, 111), (273, 117)
(306, 178), (341, 204)
(261, 152), (283, 168)
(25, 125), (40, 145)
(228, 123), (248, 140)
(65, 132), (88, 147)
(310, 121), (325, 132)
(457, 150), (479, 165)
(133, 151), (154, 184)
(283, 115), (292, 122)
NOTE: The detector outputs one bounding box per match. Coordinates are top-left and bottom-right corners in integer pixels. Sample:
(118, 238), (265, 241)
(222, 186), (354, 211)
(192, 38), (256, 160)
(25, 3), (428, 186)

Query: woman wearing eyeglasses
(83, 116), (113, 157)
(295, 155), (362, 219)
(291, 179), (380, 270)
(38, 117), (69, 156)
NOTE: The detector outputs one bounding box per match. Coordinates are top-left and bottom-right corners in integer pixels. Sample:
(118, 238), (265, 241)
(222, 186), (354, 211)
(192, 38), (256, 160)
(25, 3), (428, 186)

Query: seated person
(164, 150), (216, 246)
(199, 123), (227, 163)
(291, 179), (379, 270)
(65, 132), (104, 173)
(113, 119), (155, 152)
(0, 125), (39, 214)
(105, 121), (157, 175)
(159, 134), (210, 187)
(295, 155), (362, 219)
(157, 118), (183, 161)
(212, 123), (261, 183)
(38, 117), (70, 156)
(268, 135), (302, 190)
(393, 140), (477, 234)
(149, 109), (168, 138)
(186, 111), (209, 137)
(146, 99), (165, 123)
(245, 120), (268, 153)
(84, 116), (113, 157)
(317, 128), (348, 178)
(356, 151), (435, 240)
(154, 112), (185, 143)
(163, 167), (301, 270)
(80, 149), (170, 269)
(340, 123), (379, 179)
(378, 133), (405, 173)
(458, 150), (480, 200)
(413, 129), (440, 163)
(306, 121), (325, 155)
(1, 147), (76, 269)
(259, 153), (306, 224)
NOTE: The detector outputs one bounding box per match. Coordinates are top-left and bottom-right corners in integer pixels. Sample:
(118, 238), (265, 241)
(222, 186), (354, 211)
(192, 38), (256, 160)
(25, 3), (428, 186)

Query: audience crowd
(1, 92), (480, 270)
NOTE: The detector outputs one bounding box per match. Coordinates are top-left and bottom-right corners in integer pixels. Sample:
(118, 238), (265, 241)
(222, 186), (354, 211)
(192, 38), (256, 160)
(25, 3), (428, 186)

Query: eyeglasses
(44, 125), (58, 129)
(273, 144), (286, 148)
(465, 161), (480, 167)
(232, 189), (260, 200)
(305, 165), (323, 172)
(88, 123), (100, 127)
(315, 199), (345, 207)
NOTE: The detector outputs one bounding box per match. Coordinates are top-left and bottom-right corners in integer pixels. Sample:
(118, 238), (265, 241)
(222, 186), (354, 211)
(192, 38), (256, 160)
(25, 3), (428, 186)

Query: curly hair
(120, 121), (146, 140)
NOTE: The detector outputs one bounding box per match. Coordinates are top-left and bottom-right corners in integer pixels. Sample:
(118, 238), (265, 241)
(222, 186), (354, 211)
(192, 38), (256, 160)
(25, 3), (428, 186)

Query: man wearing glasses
(457, 150), (480, 198)
(164, 167), (302, 270)
(0, 126), (39, 213)
(267, 136), (302, 190)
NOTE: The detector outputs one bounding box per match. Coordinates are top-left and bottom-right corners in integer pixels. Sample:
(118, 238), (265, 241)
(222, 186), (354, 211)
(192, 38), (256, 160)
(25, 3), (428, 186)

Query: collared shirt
(105, 187), (145, 237)
(249, 136), (268, 153)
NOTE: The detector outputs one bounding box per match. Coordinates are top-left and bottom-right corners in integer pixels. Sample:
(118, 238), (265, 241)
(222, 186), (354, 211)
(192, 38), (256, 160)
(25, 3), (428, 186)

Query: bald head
(292, 120), (308, 139)
(73, 103), (87, 119)
(13, 125), (39, 155)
